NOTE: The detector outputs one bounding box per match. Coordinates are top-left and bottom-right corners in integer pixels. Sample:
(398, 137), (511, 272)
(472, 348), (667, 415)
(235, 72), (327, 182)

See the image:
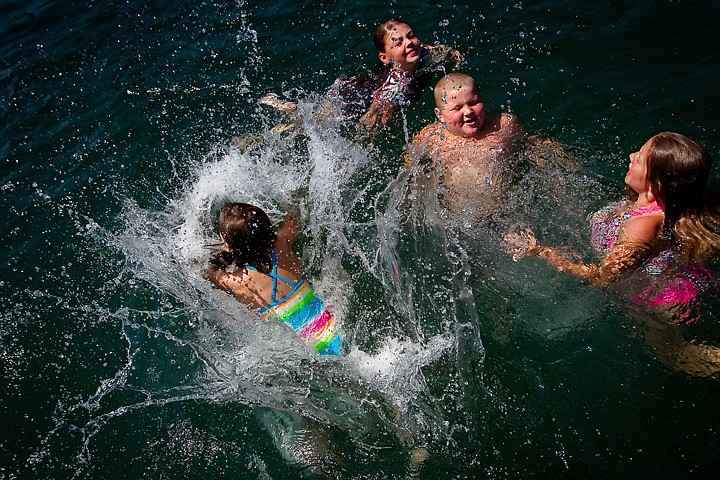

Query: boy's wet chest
(439, 133), (512, 169)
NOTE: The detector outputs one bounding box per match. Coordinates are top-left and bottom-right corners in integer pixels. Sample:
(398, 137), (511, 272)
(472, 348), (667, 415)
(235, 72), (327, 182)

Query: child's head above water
(625, 131), (718, 262)
(217, 203), (276, 270)
(433, 73), (486, 138)
(373, 19), (423, 72)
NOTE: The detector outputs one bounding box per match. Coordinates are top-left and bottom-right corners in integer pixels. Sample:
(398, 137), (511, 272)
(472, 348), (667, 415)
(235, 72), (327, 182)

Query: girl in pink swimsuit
(505, 132), (720, 321)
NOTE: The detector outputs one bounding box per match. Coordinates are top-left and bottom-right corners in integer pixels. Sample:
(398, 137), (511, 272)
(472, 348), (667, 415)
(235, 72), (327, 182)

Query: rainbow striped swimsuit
(253, 252), (342, 356)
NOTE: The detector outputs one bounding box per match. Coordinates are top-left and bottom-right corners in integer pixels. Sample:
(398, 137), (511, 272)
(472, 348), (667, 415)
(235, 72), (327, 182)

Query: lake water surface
(2, 1), (720, 478)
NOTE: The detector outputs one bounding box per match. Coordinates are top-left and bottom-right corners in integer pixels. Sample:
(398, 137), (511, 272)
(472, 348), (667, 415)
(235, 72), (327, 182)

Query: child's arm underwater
(523, 134), (580, 173)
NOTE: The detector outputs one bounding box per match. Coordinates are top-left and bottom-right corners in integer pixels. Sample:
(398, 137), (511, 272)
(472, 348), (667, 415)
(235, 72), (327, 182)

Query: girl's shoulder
(214, 266), (270, 309)
(209, 265), (251, 291)
(622, 209), (664, 244)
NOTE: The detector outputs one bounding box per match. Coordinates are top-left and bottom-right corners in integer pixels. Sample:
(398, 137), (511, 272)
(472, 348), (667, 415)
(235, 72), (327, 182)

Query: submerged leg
(256, 408), (342, 479)
(405, 446), (430, 479)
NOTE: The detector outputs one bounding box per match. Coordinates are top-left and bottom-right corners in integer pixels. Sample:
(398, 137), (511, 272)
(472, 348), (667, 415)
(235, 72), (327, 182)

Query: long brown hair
(645, 132), (720, 261)
(210, 203), (276, 273)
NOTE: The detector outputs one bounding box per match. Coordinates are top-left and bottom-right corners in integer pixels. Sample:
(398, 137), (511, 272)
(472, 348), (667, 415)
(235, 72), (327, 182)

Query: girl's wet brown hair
(645, 132), (720, 260)
(211, 203), (276, 273)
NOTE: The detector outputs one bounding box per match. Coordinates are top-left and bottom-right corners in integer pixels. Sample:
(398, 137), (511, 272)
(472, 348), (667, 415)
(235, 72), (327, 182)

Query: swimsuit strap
(245, 250), (300, 304)
(630, 204), (663, 218)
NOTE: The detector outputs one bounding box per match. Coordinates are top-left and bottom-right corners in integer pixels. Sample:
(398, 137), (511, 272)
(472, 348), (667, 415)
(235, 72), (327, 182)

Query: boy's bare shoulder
(409, 122), (443, 156)
(500, 112), (524, 135)
(414, 121), (442, 141)
(483, 112), (518, 129)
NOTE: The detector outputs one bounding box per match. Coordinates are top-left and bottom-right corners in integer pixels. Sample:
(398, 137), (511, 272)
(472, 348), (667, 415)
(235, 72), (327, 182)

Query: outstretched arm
(529, 240), (651, 286)
(258, 93), (298, 113)
(504, 219), (657, 286)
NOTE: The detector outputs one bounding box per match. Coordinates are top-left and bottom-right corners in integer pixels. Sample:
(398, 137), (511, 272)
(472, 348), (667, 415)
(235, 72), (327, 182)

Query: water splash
(20, 97), (484, 478)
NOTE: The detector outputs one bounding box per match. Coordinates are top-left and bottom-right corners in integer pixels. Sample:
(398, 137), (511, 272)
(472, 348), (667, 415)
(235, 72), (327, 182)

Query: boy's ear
(378, 52), (390, 65)
(434, 107), (444, 122)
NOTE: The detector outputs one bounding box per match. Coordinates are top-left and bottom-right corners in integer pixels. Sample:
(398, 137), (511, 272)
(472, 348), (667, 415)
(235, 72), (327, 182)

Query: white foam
(346, 334), (454, 409)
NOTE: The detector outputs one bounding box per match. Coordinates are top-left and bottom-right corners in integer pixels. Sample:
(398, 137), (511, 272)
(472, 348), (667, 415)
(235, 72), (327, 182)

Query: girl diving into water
(205, 203), (342, 355)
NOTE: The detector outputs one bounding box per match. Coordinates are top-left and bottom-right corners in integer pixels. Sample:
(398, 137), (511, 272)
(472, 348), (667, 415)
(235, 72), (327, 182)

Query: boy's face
(378, 23), (422, 72)
(435, 84), (486, 138)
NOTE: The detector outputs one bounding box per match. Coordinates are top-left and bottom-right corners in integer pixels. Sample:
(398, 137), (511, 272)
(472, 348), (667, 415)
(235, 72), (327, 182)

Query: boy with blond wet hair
(407, 73), (525, 218)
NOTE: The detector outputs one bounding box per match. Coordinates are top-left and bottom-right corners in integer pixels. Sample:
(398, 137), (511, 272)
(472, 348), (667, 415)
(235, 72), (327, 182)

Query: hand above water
(503, 227), (538, 262)
(258, 92), (298, 113)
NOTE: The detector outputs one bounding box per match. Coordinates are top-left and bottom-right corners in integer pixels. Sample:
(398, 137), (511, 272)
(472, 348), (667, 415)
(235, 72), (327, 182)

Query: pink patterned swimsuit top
(590, 201), (718, 324)
(589, 201), (663, 256)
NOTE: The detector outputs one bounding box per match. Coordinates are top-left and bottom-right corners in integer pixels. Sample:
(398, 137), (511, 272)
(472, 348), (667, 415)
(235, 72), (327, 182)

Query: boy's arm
(524, 128), (580, 173)
(404, 131), (425, 169)
(403, 142), (416, 169)
(404, 134), (420, 169)
(404, 126), (437, 169)
(501, 113), (525, 142)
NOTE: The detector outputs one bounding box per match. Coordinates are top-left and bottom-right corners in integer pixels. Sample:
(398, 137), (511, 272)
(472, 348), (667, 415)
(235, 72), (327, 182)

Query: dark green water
(2, 1), (720, 478)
